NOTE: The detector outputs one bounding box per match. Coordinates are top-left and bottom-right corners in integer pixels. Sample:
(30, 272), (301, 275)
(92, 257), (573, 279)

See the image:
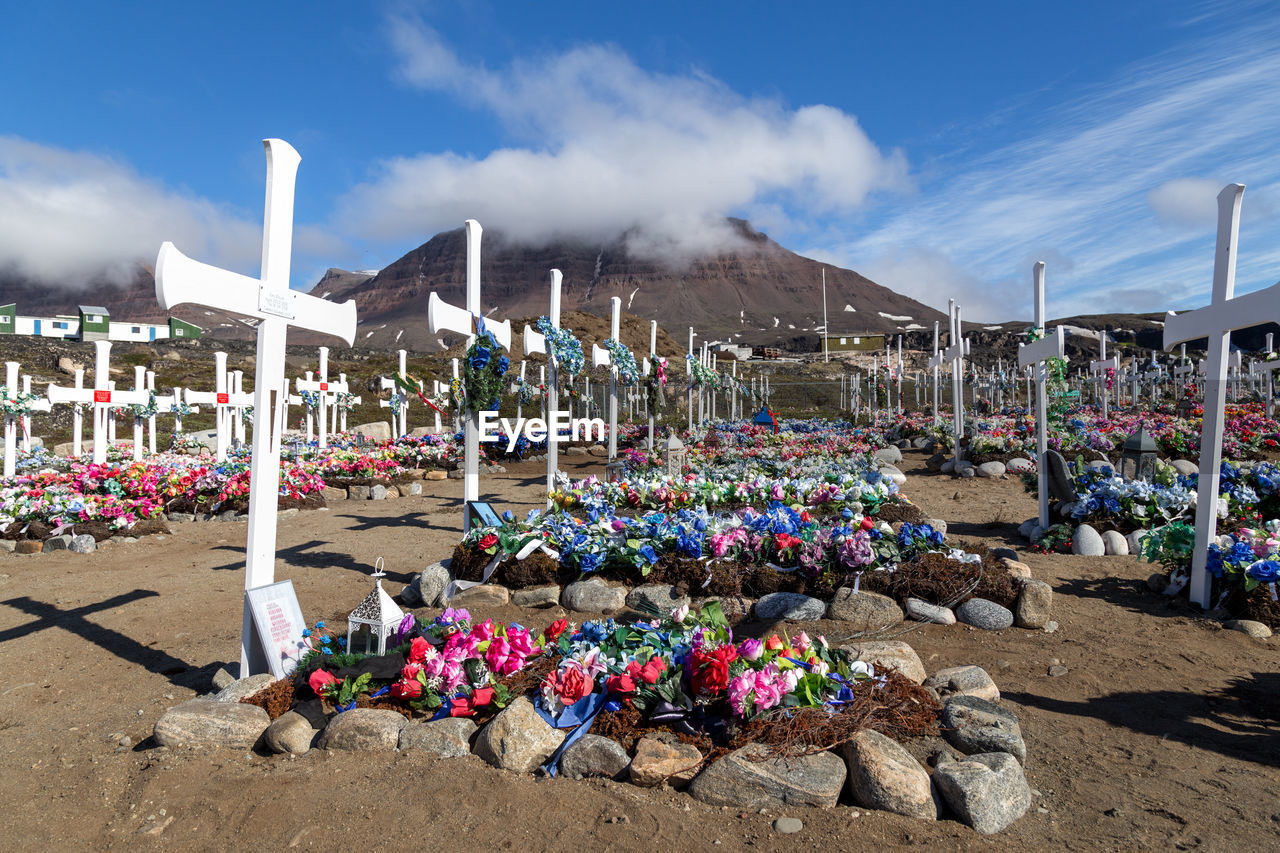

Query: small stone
(423, 470), (447, 481)
(927, 518), (948, 537)
(904, 598), (956, 625)
(975, 461), (1006, 479)
(1170, 459), (1198, 476)
(839, 640), (926, 684)
(624, 584), (691, 616)
(940, 459), (956, 474)
(1044, 449), (1077, 502)
(399, 717), (477, 757)
(956, 598), (1014, 631)
(840, 730), (937, 819)
(408, 482), (424, 496)
(43, 534), (72, 552)
(565, 446), (588, 456)
(410, 560), (452, 608)
(321, 486), (346, 502)
(754, 592), (827, 622)
(210, 666), (237, 691)
(264, 711), (319, 755)
(512, 585), (563, 608)
(218, 510), (238, 523)
(879, 465), (907, 487)
(1128, 529), (1150, 555)
(941, 695), (1026, 763)
(873, 446), (902, 465)
(15, 540), (42, 554)
(990, 547), (1019, 562)
(348, 485), (371, 500)
(959, 467), (976, 479)
(773, 817), (803, 835)
(212, 673), (276, 703)
(1048, 665), (1069, 677)
(1014, 580), (1054, 630)
(629, 734), (703, 787)
(448, 584), (510, 607)
(369, 484), (388, 500)
(1071, 524), (1105, 557)
(0, 540), (14, 552)
(1043, 621), (1058, 633)
(933, 752), (1031, 834)
(559, 734), (630, 780)
(924, 665), (1000, 703)
(473, 697), (564, 772)
(318, 709), (407, 751)
(826, 589), (904, 628)
(688, 744), (845, 808)
(562, 578), (627, 613)
(1001, 558), (1032, 579)
(1006, 458), (1034, 474)
(1225, 619), (1272, 639)
(153, 699), (270, 749)
(1101, 530), (1129, 556)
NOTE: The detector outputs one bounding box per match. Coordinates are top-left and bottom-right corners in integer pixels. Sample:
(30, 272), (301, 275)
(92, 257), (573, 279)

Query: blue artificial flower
(676, 530), (704, 558)
(637, 544), (658, 566)
(841, 507), (854, 520)
(578, 551), (604, 573)
(469, 346), (492, 371)
(316, 621), (325, 629)
(497, 355), (510, 374)
(1247, 560), (1280, 583)
(502, 510), (515, 523)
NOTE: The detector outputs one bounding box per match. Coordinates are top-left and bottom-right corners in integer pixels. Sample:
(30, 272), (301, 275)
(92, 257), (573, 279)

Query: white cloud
(337, 14), (908, 260)
(1148, 178), (1222, 228)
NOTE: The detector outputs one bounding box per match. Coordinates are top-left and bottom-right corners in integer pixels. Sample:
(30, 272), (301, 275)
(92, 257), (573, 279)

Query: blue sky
(2, 0), (1278, 322)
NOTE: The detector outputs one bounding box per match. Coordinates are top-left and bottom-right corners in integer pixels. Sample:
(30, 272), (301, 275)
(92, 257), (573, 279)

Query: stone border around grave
(153, 654), (1035, 835)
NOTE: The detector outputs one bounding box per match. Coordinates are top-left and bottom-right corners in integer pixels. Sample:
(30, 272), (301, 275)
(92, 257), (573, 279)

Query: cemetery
(6, 8), (1280, 848)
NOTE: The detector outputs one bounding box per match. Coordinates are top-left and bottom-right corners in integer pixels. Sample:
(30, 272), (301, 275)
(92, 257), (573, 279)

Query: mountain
(319, 219), (948, 352)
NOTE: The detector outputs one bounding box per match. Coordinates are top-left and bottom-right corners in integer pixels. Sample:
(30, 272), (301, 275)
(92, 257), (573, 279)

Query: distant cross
(942, 300), (971, 466)
(155, 138), (356, 676)
(1017, 261), (1066, 532)
(524, 270), (564, 507)
(183, 352), (232, 461)
(46, 341), (143, 465)
(1090, 330), (1118, 417)
(590, 296), (624, 462)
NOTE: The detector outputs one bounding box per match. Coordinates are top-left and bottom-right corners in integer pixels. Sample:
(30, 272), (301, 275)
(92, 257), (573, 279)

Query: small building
(78, 306), (110, 341)
(824, 332), (886, 353)
(169, 317), (202, 340)
(0, 303), (14, 335)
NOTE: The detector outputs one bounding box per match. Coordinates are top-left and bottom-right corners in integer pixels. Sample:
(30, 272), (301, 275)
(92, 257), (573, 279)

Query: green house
(78, 305), (110, 341)
(0, 304), (14, 335)
(168, 317), (202, 340)
(825, 333), (886, 353)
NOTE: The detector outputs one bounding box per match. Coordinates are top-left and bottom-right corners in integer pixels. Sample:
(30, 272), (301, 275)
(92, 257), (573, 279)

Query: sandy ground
(0, 450), (1277, 852)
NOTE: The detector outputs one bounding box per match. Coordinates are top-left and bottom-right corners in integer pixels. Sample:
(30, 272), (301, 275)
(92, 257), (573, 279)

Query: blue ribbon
(534, 692), (619, 777)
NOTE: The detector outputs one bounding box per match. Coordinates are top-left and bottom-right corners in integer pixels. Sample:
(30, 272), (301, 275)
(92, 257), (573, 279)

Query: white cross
(184, 352), (233, 461)
(3, 363), (49, 476)
(1018, 261), (1067, 532)
(296, 348), (347, 447)
(523, 269), (563, 507)
(1161, 183), (1277, 608)
(590, 296), (625, 462)
(942, 300), (971, 466)
(155, 138), (356, 676)
(1090, 330), (1118, 417)
(928, 320), (943, 425)
(426, 220), (512, 530)
(229, 370), (254, 446)
(377, 350), (410, 437)
(47, 366), (86, 457)
(46, 341), (144, 465)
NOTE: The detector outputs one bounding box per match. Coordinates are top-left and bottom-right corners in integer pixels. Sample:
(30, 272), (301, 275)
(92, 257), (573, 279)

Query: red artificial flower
(308, 668), (339, 695)
(860, 516), (875, 531)
(605, 671), (637, 695)
(558, 665), (593, 705)
(545, 618), (569, 642)
(390, 679), (423, 699)
(639, 657), (667, 685)
(478, 533), (499, 550)
(689, 644), (738, 695)
(408, 636), (430, 664)
(764, 635), (784, 651)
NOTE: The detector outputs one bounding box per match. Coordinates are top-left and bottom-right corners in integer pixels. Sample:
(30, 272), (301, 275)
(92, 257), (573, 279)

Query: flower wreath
(131, 392), (160, 420)
(513, 377), (541, 405)
(535, 317), (584, 374)
(687, 354), (719, 389)
(170, 400), (194, 419)
(299, 390), (321, 411)
(335, 391), (358, 412)
(1025, 326), (1070, 421)
(602, 338), (641, 385)
(460, 316), (510, 414)
(644, 355), (667, 413)
(239, 404), (254, 425)
(0, 387), (42, 418)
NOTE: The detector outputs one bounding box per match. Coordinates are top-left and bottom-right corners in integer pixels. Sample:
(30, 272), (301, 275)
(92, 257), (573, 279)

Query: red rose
(558, 664), (593, 705)
(390, 678), (422, 699)
(408, 636), (430, 664)
(470, 686), (495, 707)
(639, 657), (666, 685)
(545, 618), (569, 641)
(764, 635), (784, 651)
(860, 516), (875, 531)
(478, 533), (499, 550)
(308, 669), (339, 695)
(690, 644), (737, 695)
(606, 672), (636, 695)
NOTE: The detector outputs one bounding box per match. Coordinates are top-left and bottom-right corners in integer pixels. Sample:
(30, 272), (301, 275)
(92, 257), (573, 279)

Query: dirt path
(0, 451), (1276, 851)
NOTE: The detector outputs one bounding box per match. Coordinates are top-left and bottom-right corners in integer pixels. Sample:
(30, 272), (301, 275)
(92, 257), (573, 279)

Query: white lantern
(346, 558), (404, 656)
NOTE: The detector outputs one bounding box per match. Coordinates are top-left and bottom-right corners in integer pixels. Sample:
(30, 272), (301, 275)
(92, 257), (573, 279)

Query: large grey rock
(940, 459), (956, 474)
(1071, 524), (1106, 557)
(839, 640), (926, 684)
(629, 733), (703, 787)
(412, 560), (453, 608)
(880, 465), (907, 487)
(905, 598), (956, 625)
(348, 485), (371, 500)
(990, 546), (1019, 562)
(940, 695), (1026, 764)
(370, 484), (388, 500)
(624, 584), (690, 616)
(933, 752), (1031, 834)
(1043, 449), (1077, 502)
(352, 421), (392, 442)
(1006, 458), (1034, 475)
(473, 696), (564, 772)
(318, 708), (407, 751)
(512, 584), (563, 608)
(43, 534), (72, 552)
(1127, 528), (1150, 556)
(562, 578), (627, 613)
(912, 436), (933, 449)
(688, 744), (845, 808)
(1225, 619), (1273, 639)
(1018, 519), (1037, 539)
(958, 466), (976, 479)
(1101, 530), (1129, 556)
(67, 535), (96, 554)
(754, 592), (827, 622)
(448, 584), (510, 607)
(1170, 459), (1198, 477)
(399, 717), (477, 757)
(1001, 558), (1032, 579)
(212, 673), (277, 703)
(1014, 580), (1053, 630)
(955, 598), (1014, 631)
(840, 729), (937, 820)
(264, 711), (319, 755)
(874, 446), (903, 465)
(559, 733), (630, 780)
(925, 454), (945, 471)
(153, 699), (270, 749)
(826, 588), (904, 628)
(975, 461), (1006, 479)
(926, 518), (948, 538)
(924, 665), (1000, 703)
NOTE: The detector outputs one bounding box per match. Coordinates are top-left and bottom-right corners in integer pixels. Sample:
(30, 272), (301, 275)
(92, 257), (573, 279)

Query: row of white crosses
(1018, 262), (1066, 532)
(377, 350), (411, 437)
(157, 138), (358, 676)
(591, 296), (624, 464)
(943, 299), (971, 468)
(295, 346), (348, 449)
(1089, 330), (1119, 417)
(427, 220), (512, 531)
(523, 270), (564, 508)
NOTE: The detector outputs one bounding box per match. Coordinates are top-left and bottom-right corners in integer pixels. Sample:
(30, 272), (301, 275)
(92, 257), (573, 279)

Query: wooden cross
(155, 138), (356, 676)
(1090, 329), (1118, 417)
(296, 347), (347, 447)
(377, 349), (410, 437)
(590, 296), (624, 461)
(3, 364), (44, 476)
(426, 220), (512, 530)
(183, 352), (232, 461)
(1018, 261), (1066, 531)
(942, 300), (971, 466)
(1161, 183), (1278, 608)
(523, 269), (564, 507)
(46, 341), (144, 465)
